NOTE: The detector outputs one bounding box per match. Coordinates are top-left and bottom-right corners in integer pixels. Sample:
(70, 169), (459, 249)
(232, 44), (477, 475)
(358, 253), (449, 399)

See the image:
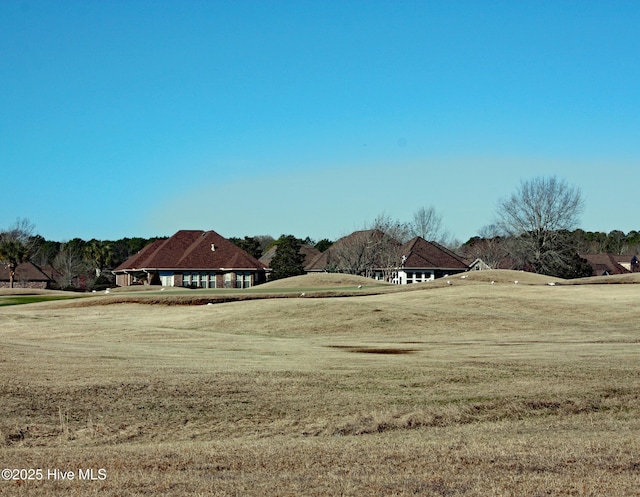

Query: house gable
(580, 253), (631, 276)
(400, 237), (469, 270)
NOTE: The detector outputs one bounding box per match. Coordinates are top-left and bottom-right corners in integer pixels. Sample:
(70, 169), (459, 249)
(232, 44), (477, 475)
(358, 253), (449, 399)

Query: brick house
(0, 262), (59, 289)
(112, 230), (267, 288)
(395, 237), (469, 283)
(305, 230), (469, 283)
(580, 253), (632, 276)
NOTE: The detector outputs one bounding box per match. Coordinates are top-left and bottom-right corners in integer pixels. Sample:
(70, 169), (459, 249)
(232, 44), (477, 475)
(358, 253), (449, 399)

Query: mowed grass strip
(0, 295), (80, 307)
(1, 282), (639, 496)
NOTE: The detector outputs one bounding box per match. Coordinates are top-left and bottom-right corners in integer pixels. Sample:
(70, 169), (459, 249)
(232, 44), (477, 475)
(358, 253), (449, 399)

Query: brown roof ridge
(176, 230), (211, 266)
(580, 253), (631, 275)
(429, 240), (468, 265)
(400, 236), (468, 270)
(113, 229), (267, 272)
(114, 238), (166, 270)
(0, 261), (58, 282)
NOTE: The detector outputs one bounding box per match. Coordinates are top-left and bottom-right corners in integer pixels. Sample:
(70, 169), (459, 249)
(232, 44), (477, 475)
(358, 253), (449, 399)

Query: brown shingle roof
(304, 230), (387, 271)
(580, 253), (631, 276)
(400, 237), (469, 270)
(0, 261), (60, 283)
(114, 230), (266, 271)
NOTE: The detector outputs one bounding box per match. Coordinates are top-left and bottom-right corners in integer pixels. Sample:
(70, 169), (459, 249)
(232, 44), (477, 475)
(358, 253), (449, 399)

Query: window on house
(236, 272), (251, 289)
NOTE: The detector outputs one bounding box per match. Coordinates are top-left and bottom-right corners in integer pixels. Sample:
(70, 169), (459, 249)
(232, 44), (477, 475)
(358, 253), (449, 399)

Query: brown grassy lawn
(1, 278), (639, 496)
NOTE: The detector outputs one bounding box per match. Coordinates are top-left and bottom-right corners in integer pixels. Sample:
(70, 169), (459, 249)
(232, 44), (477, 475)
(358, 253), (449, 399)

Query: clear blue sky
(2, 1), (639, 243)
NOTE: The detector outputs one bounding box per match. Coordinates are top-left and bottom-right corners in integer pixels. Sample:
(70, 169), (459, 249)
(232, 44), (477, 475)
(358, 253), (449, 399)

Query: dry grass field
(1, 271), (639, 496)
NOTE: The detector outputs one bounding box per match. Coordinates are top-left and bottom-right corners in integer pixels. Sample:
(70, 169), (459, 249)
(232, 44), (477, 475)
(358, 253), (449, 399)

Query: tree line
(1, 176), (639, 288)
(0, 220), (167, 289)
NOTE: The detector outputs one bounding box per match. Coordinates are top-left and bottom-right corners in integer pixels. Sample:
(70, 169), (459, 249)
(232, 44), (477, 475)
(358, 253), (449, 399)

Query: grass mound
(564, 272), (640, 285)
(452, 269), (562, 285)
(2, 282), (639, 495)
(259, 273), (391, 289)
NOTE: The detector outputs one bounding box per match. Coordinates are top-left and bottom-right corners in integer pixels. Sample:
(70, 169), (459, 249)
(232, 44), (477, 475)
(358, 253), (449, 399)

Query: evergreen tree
(315, 238), (334, 252)
(269, 235), (305, 280)
(229, 236), (262, 259)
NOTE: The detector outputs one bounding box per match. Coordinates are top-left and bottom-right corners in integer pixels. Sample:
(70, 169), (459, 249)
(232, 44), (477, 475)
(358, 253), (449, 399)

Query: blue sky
(2, 1), (639, 243)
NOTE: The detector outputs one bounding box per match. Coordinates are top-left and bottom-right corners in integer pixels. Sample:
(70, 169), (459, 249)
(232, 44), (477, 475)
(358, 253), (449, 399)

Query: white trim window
(160, 271), (174, 287)
(236, 272), (251, 289)
(183, 272), (218, 288)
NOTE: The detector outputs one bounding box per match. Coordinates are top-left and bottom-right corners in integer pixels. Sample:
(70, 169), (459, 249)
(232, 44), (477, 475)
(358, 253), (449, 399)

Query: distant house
(259, 243), (321, 269)
(304, 229), (389, 277)
(466, 258), (493, 271)
(465, 256), (516, 271)
(0, 262), (59, 289)
(580, 253), (631, 276)
(304, 230), (469, 284)
(611, 254), (640, 273)
(113, 230), (267, 288)
(395, 237), (469, 283)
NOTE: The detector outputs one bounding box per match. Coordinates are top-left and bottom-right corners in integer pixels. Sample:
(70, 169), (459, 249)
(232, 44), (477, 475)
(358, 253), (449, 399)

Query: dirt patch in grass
(327, 345), (418, 355)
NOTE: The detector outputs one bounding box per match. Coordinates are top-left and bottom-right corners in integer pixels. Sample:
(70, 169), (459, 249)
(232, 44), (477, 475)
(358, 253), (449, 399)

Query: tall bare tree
(495, 176), (587, 276)
(369, 213), (409, 281)
(410, 206), (448, 243)
(54, 243), (90, 289)
(328, 229), (385, 277)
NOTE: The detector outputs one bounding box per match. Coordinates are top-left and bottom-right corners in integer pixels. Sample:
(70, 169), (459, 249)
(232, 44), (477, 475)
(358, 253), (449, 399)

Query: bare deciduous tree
(495, 176), (586, 276)
(328, 229), (385, 277)
(54, 243), (90, 289)
(324, 214), (408, 280)
(465, 224), (510, 269)
(410, 206), (449, 243)
(368, 213), (409, 281)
